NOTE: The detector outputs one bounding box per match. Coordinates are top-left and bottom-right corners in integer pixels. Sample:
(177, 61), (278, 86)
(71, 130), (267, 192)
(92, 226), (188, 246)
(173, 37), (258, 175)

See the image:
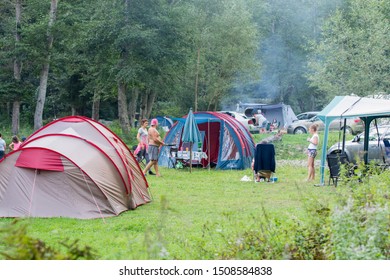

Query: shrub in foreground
(0, 220), (97, 260)
(218, 168), (389, 260)
(330, 168), (390, 259)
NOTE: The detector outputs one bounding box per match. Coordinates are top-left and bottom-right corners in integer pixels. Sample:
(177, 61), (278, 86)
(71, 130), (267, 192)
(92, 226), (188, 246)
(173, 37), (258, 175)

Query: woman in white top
(306, 124), (319, 181)
(134, 120), (149, 159)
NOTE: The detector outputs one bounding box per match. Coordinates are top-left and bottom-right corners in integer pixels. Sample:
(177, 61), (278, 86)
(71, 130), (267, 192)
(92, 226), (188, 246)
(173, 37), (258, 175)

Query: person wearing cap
(143, 118), (164, 177)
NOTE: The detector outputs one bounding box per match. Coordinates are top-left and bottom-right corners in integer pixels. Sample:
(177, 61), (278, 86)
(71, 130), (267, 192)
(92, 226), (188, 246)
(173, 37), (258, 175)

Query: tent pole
(363, 117), (373, 165)
(81, 169), (106, 223)
(208, 119), (210, 171)
(342, 118), (346, 152)
(190, 142), (193, 173)
(28, 169), (38, 217)
(319, 121), (330, 186)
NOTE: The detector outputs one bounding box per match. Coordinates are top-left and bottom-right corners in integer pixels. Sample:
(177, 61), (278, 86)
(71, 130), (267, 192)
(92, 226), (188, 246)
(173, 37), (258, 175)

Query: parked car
(287, 116), (364, 135)
(328, 125), (390, 164)
(293, 111), (320, 122)
(219, 111), (257, 133)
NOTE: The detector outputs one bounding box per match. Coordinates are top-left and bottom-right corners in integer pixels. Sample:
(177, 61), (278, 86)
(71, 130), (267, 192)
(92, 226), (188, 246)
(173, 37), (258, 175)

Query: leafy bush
(0, 221), (97, 260)
(330, 168), (390, 259)
(215, 167), (390, 260)
(215, 199), (332, 260)
(218, 210), (290, 260)
(287, 201), (332, 260)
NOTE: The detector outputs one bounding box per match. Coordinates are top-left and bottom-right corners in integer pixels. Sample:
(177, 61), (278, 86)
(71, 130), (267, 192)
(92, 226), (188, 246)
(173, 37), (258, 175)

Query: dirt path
(277, 159), (321, 167)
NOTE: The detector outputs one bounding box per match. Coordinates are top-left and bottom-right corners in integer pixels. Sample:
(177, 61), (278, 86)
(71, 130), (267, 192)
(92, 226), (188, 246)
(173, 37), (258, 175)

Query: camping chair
(168, 146), (178, 168)
(253, 143), (276, 182)
(383, 139), (390, 166)
(326, 152), (349, 186)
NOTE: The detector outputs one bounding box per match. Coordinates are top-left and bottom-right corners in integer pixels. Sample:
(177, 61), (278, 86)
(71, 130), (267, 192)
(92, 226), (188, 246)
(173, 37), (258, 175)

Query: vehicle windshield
(297, 114), (308, 120)
(359, 126), (390, 141)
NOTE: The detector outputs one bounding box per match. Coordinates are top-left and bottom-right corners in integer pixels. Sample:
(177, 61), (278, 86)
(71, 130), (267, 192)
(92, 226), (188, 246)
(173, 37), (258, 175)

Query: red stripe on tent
(15, 149), (64, 171)
(61, 117), (85, 122)
(199, 112), (249, 155)
(25, 134), (131, 194)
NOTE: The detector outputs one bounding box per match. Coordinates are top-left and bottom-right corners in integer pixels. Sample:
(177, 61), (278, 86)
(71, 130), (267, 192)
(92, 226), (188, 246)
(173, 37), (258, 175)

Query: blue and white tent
(158, 112), (255, 170)
(155, 116), (173, 131)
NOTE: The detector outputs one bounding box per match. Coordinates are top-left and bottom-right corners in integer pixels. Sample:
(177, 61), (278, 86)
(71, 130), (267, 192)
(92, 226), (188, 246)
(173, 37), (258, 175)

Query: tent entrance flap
(15, 149), (64, 171)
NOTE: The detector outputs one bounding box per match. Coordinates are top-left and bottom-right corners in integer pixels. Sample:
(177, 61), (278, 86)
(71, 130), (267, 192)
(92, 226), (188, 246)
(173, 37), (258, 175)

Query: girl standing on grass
(306, 124), (319, 181)
(135, 119), (149, 162)
(135, 119), (155, 175)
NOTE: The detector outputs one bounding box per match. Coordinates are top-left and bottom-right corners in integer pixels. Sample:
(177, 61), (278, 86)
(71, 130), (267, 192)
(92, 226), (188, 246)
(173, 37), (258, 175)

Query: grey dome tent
(240, 103), (297, 128)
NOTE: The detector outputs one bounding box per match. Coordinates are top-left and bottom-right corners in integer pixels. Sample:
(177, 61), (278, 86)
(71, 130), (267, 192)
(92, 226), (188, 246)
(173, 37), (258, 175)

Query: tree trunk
(118, 81), (131, 137)
(194, 48), (200, 112)
(128, 87), (139, 127)
(92, 90), (100, 120)
(207, 91), (218, 111)
(11, 101), (20, 135)
(34, 0), (58, 131)
(116, 0), (131, 136)
(140, 90), (148, 120)
(71, 105), (76, 116)
(14, 0), (22, 82)
(34, 61), (50, 129)
(12, 0), (22, 135)
(146, 89), (157, 119)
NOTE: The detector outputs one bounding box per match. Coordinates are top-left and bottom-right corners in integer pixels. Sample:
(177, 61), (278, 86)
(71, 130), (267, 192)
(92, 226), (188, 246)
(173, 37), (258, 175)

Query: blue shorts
(308, 149), (317, 158)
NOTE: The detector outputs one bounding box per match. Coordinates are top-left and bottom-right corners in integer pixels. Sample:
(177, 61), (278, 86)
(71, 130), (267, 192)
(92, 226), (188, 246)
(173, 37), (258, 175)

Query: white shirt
(0, 138), (5, 151)
(308, 133), (318, 150)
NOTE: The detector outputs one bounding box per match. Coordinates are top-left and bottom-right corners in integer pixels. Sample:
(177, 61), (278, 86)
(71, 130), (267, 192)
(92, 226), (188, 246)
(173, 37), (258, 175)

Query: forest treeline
(0, 0), (389, 137)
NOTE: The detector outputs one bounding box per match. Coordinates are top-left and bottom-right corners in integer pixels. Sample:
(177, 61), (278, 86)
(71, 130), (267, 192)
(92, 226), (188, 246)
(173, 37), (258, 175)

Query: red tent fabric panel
(61, 117), (84, 122)
(198, 122), (220, 165)
(15, 149), (64, 171)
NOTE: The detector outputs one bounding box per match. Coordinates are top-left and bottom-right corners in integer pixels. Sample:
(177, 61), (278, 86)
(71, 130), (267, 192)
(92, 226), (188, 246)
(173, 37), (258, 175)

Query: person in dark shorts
(143, 118), (164, 177)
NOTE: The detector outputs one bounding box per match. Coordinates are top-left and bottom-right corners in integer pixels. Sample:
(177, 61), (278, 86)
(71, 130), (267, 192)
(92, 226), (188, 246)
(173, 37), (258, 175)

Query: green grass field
(0, 166), (339, 259)
(1, 131), (388, 260)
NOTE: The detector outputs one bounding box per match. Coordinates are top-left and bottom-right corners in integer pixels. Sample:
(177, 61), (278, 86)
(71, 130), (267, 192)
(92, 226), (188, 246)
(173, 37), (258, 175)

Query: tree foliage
(234, 0), (346, 112)
(307, 0), (390, 98)
(0, 0), (389, 133)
